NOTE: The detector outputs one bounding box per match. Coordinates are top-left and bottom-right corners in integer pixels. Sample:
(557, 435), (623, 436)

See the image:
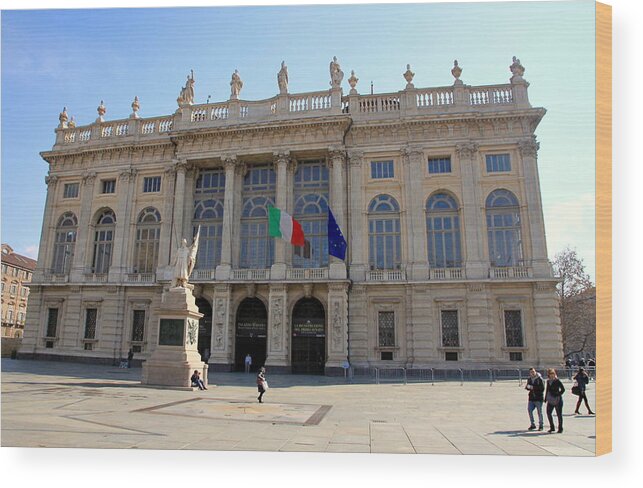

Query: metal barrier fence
(345, 366), (596, 386)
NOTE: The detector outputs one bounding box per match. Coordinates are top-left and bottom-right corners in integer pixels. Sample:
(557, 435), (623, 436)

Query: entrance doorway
(291, 298), (326, 374)
(195, 297), (212, 362)
(234, 297), (267, 372)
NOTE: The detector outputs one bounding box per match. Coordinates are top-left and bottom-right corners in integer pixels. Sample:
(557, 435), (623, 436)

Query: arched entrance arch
(235, 297), (268, 372)
(195, 297), (212, 362)
(291, 297), (326, 374)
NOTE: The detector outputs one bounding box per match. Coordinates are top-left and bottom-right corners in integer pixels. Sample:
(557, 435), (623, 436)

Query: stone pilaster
(347, 151), (366, 281)
(181, 163), (197, 243)
(532, 281), (564, 367)
(209, 283), (233, 371)
(265, 284), (289, 370)
(108, 168), (137, 281)
(33, 175), (59, 282)
(347, 285), (368, 365)
(519, 138), (551, 277)
(271, 151), (290, 279)
(216, 155), (237, 280)
(158, 164), (177, 271)
(328, 147), (347, 279)
(326, 282), (349, 372)
(408, 285), (435, 366)
(169, 160), (188, 268)
(457, 142), (486, 279)
(402, 146), (429, 279)
(465, 283), (494, 361)
(69, 171), (96, 280)
(231, 163), (246, 268)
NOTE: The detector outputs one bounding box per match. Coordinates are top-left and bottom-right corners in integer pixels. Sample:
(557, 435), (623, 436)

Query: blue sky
(1, 1), (596, 279)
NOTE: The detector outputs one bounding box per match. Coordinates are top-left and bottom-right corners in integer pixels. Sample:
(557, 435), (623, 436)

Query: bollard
(489, 369), (493, 387)
(430, 368), (434, 386)
(403, 368), (407, 385)
(375, 368), (380, 385)
(459, 368), (464, 386)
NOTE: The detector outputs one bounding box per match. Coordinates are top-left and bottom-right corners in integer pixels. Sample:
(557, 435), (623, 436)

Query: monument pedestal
(141, 285), (207, 389)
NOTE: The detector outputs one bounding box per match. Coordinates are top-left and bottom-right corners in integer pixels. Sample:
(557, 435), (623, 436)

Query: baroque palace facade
(20, 57), (563, 373)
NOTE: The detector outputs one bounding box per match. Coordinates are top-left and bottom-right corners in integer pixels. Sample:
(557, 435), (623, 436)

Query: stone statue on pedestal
(277, 61), (289, 94)
(329, 56), (344, 88)
(177, 70), (195, 106)
(230, 70), (243, 99)
(171, 225), (200, 288)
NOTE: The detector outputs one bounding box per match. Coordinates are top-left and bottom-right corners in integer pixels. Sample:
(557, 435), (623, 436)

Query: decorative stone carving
(58, 107), (68, 128)
(403, 64), (415, 89)
(348, 70), (359, 94)
(81, 171), (97, 186)
(327, 147), (346, 168)
(329, 56), (344, 88)
(332, 300), (343, 350)
(273, 150), (290, 167)
(214, 298), (226, 348)
(510, 56), (525, 82)
(96, 100), (106, 123)
(402, 146), (423, 165)
(130, 96), (140, 119)
(277, 61), (288, 94)
(119, 167), (138, 181)
(455, 142), (479, 159)
(347, 150), (364, 166)
(518, 138), (540, 158)
(303, 283), (313, 299)
(235, 161), (248, 178)
(44, 174), (59, 187)
(246, 282), (256, 298)
(68, 116), (76, 128)
(230, 70), (243, 99)
(271, 297), (282, 349)
(187, 319), (198, 345)
(171, 226), (200, 288)
(177, 70), (195, 106)
(451, 60), (463, 85)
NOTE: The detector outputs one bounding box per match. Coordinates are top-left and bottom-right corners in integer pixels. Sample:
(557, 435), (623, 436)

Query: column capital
(327, 147), (346, 168)
(518, 138), (540, 158)
(118, 167), (138, 182)
(222, 154), (238, 172)
(272, 150), (291, 167)
(455, 142), (479, 159)
(173, 159), (193, 175)
(81, 170), (97, 186)
(235, 161), (247, 177)
(347, 150), (364, 166)
(44, 174), (59, 188)
(401, 145), (424, 164)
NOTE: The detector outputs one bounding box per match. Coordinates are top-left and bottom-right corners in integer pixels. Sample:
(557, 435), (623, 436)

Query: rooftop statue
(277, 61), (289, 94)
(177, 70), (195, 106)
(329, 56), (344, 88)
(171, 225), (200, 288)
(230, 69), (243, 99)
(510, 56), (525, 81)
(58, 107), (68, 128)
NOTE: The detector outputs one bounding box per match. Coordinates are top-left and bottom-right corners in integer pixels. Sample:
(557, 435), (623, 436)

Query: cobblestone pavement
(1, 359), (596, 456)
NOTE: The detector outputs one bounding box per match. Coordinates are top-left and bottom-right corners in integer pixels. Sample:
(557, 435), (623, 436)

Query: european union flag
(328, 207), (347, 260)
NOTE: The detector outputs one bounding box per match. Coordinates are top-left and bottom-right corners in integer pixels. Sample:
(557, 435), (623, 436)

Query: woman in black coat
(545, 368), (565, 433)
(573, 367), (594, 415)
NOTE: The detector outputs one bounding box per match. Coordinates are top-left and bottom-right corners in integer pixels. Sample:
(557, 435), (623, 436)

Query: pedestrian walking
(525, 367), (545, 431)
(573, 367), (594, 415)
(245, 353), (252, 373)
(257, 366), (268, 403)
(545, 368), (565, 433)
(127, 348), (134, 368)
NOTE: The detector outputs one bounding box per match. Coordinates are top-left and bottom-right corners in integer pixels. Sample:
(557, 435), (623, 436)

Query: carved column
(33, 175), (59, 281)
(328, 147), (347, 279)
(209, 284), (233, 371)
(169, 160), (188, 268)
(231, 163), (246, 269)
(519, 138), (551, 277)
(457, 142), (486, 279)
(216, 155), (237, 280)
(285, 158), (297, 268)
(67, 171), (96, 280)
(402, 146), (429, 279)
(271, 151), (290, 279)
(348, 151), (366, 281)
(108, 168), (137, 281)
(158, 164), (177, 272)
(326, 282), (349, 372)
(265, 284), (289, 370)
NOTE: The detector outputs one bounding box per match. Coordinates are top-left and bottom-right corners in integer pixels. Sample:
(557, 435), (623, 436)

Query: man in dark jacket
(526, 367), (545, 431)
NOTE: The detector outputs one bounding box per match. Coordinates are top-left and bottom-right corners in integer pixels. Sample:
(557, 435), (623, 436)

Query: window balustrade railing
(125, 273), (155, 283)
(231, 269), (270, 280)
(366, 269), (406, 281)
(286, 268), (329, 280)
(490, 266), (532, 279)
(429, 268), (464, 280)
(191, 269), (215, 281)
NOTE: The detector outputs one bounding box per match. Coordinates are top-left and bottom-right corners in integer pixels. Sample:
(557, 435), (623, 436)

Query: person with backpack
(525, 367), (545, 431)
(545, 368), (565, 433)
(573, 367), (594, 415)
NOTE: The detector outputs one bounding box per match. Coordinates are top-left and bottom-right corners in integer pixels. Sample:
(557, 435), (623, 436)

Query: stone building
(1, 244), (37, 339)
(20, 57), (563, 373)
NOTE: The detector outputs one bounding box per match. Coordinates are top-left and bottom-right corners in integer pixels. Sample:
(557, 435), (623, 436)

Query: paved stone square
(1, 359), (596, 455)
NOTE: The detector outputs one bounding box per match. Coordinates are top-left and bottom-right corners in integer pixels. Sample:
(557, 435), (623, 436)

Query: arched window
(293, 193), (329, 268)
(485, 189), (523, 266)
(426, 193), (462, 268)
(240, 196), (274, 269)
(368, 194), (401, 270)
(92, 209), (116, 274)
(193, 199), (224, 270)
(52, 212), (77, 274)
(133, 207), (161, 274)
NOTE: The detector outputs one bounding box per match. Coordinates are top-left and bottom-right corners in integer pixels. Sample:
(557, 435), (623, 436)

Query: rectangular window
(20, 287), (27, 297)
(18, 312), (25, 323)
(370, 160), (394, 179)
(1, 282), (4, 293)
(143, 176), (161, 193)
(46, 308), (58, 338)
(380, 351), (393, 361)
(1, 264), (7, 274)
(441, 310), (460, 347)
(101, 179), (116, 194)
(10, 284), (17, 295)
(132, 310), (146, 342)
(84, 343), (93, 351)
(378, 311), (395, 347)
(504, 310), (524, 347)
(445, 351), (459, 361)
(428, 157), (452, 174)
(7, 309), (14, 322)
(509, 352), (523, 361)
(63, 183), (79, 198)
(84, 308), (97, 340)
(485, 153), (511, 172)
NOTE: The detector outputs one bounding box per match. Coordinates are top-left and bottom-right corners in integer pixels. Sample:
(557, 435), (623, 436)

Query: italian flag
(268, 206), (305, 246)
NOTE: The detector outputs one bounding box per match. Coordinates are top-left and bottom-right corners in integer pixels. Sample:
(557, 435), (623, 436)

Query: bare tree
(552, 247), (595, 358)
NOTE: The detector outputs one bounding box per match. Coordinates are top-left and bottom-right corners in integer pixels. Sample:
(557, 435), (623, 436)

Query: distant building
(1, 244), (37, 339)
(22, 57), (563, 372)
